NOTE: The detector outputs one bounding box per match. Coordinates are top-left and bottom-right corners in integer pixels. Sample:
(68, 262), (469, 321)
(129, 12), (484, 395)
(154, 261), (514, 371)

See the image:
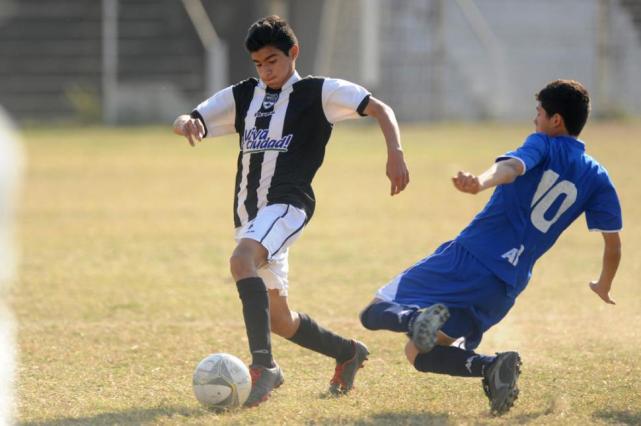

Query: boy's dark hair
(245, 15), (298, 55)
(536, 80), (591, 136)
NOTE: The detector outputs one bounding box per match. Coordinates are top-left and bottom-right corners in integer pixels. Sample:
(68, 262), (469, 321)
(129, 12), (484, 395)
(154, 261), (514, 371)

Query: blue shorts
(375, 240), (515, 350)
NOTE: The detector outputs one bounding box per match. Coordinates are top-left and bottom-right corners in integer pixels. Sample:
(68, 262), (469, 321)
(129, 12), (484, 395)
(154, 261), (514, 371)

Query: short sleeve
(496, 133), (549, 175)
(585, 176), (623, 232)
(321, 78), (371, 124)
(192, 85), (236, 138)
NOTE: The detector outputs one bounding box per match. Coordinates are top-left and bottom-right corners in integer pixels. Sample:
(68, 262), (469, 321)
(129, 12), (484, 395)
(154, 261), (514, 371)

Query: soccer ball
(192, 353), (252, 410)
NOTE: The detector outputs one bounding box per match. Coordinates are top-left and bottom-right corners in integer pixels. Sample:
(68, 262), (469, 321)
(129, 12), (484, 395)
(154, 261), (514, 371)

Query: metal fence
(1, 0), (640, 123)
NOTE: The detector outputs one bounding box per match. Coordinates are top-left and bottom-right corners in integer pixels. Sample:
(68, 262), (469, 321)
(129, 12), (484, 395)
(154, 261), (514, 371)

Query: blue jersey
(455, 133), (622, 297)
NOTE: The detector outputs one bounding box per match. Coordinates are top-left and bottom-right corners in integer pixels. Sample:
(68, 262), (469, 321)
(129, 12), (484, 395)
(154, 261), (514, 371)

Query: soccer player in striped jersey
(173, 15), (409, 406)
(360, 80), (622, 415)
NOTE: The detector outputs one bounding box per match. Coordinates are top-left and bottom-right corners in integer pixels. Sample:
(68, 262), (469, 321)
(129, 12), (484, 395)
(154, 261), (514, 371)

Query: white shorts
(234, 204), (307, 296)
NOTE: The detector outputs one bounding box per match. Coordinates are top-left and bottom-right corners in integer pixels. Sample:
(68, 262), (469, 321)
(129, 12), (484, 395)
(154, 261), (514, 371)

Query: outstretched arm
(452, 158), (524, 195)
(589, 232), (621, 305)
(363, 97), (410, 196)
(173, 114), (205, 147)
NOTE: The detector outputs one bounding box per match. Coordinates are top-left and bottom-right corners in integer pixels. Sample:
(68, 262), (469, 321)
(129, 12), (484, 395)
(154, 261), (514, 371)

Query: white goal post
(182, 0), (229, 97)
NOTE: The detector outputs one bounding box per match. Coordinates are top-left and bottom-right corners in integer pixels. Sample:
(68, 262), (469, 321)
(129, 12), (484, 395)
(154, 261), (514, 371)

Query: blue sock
(414, 345), (495, 377)
(360, 301), (419, 332)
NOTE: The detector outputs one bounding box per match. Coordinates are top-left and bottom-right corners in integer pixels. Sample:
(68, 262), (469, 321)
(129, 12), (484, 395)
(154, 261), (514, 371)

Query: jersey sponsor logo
(502, 244), (524, 266)
(242, 128), (293, 153)
(254, 110), (274, 118)
(261, 93), (279, 110)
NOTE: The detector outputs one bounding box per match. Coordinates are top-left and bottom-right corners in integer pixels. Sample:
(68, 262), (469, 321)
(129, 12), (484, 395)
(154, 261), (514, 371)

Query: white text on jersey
(242, 128), (293, 153)
(502, 244), (525, 266)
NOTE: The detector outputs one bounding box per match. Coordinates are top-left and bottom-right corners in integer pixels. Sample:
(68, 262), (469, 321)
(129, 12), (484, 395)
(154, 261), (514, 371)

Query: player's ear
(289, 44), (299, 61)
(551, 113), (564, 129)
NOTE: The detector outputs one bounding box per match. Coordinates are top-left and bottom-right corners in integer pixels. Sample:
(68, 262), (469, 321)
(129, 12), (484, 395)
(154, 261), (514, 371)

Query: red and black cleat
(244, 363), (284, 407)
(329, 340), (369, 395)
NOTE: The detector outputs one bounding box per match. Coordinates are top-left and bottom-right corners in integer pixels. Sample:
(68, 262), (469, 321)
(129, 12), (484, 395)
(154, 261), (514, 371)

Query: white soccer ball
(192, 353), (252, 410)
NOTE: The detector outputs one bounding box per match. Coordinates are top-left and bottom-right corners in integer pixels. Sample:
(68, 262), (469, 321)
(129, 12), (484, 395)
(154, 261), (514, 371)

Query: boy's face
(534, 103), (566, 136)
(251, 45), (298, 90)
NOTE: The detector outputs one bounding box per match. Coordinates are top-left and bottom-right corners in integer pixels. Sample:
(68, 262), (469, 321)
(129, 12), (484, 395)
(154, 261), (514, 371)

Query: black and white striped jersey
(191, 71), (371, 228)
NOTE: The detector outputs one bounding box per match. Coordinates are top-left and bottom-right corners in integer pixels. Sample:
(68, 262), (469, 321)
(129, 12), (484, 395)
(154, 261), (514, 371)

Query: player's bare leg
(269, 291), (368, 395)
(268, 290), (300, 338)
(229, 238), (268, 281)
(404, 331), (456, 364)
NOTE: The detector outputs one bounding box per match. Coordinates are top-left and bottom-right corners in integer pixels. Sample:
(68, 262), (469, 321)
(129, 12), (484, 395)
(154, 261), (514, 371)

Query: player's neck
(545, 128), (573, 138)
(266, 68), (297, 91)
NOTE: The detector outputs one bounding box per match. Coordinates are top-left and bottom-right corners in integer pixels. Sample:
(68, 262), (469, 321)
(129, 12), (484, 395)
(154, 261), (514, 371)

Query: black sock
(288, 312), (355, 363)
(414, 345), (495, 377)
(236, 277), (273, 368)
(360, 301), (419, 332)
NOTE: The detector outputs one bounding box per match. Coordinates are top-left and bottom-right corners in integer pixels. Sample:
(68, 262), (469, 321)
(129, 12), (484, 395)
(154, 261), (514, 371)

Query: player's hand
(386, 150), (410, 196)
(452, 171), (481, 194)
(180, 117), (205, 147)
(589, 280), (616, 305)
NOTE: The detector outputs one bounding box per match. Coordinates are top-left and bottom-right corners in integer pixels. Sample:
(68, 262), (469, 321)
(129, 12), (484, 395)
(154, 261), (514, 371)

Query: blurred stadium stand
(0, 1), (102, 120)
(0, 0), (203, 123)
(620, 0), (641, 41)
(0, 0), (640, 124)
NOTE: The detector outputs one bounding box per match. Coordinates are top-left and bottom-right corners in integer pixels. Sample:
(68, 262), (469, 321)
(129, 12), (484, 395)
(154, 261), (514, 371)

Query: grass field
(13, 122), (641, 425)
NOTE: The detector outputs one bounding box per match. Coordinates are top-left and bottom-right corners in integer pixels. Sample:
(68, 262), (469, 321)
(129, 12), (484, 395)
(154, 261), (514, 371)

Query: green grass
(13, 122), (641, 425)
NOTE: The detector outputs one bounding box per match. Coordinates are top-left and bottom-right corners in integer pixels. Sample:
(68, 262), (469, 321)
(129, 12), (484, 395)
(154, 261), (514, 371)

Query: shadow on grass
(19, 405), (207, 426)
(510, 409), (556, 424)
(593, 410), (641, 425)
(307, 411), (449, 425)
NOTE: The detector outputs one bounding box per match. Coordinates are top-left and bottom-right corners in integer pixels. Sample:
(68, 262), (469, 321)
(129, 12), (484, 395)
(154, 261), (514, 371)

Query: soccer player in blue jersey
(359, 80), (622, 415)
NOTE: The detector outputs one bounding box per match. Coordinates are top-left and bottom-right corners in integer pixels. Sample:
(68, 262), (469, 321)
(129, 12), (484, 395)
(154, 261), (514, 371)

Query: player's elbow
(504, 172), (518, 185)
(499, 160), (523, 184)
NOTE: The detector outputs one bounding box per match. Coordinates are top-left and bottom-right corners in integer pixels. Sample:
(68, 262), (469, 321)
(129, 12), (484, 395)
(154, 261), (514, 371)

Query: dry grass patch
(14, 122), (641, 425)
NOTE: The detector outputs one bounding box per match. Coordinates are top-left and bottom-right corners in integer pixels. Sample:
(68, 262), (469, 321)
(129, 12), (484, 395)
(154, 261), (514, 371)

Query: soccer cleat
(243, 363), (284, 407)
(410, 303), (450, 353)
(482, 351), (522, 416)
(329, 340), (369, 395)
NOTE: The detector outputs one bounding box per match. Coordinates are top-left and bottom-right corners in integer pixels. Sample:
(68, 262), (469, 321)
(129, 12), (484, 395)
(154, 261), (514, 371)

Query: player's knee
(229, 251), (255, 280)
(229, 240), (267, 280)
(359, 304), (376, 330)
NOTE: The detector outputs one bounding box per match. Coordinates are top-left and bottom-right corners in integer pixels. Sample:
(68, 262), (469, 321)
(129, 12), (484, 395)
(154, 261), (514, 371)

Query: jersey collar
(258, 70), (301, 92)
(561, 135), (586, 151)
